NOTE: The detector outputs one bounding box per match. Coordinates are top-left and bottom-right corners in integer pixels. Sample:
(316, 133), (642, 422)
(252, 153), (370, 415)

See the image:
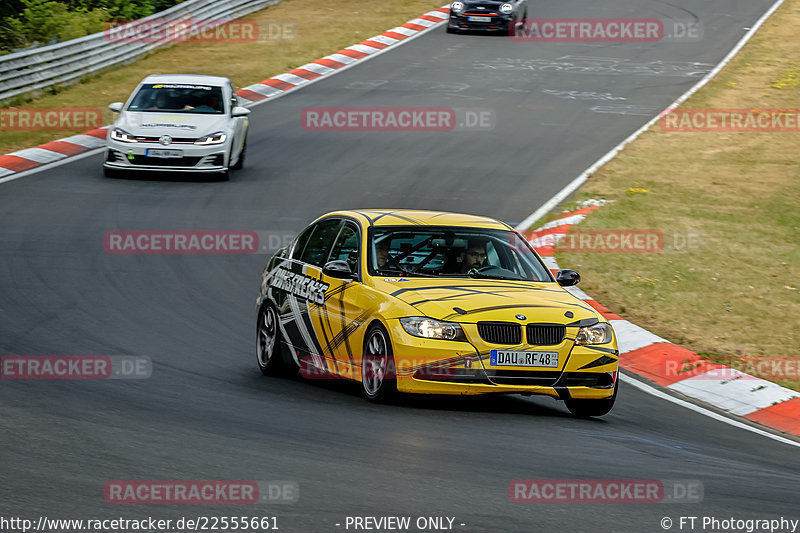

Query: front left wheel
(360, 323), (397, 402)
(565, 379), (619, 417)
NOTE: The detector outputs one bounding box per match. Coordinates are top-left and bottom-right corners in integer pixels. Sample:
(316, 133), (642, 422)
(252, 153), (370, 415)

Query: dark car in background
(447, 0), (528, 34)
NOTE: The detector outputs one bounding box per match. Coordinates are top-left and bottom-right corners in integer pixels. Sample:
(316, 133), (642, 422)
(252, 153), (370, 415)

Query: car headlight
(110, 128), (137, 143)
(500, 3), (514, 14)
(400, 317), (467, 341)
(575, 323), (613, 345)
(194, 131), (227, 145)
(450, 1), (464, 13)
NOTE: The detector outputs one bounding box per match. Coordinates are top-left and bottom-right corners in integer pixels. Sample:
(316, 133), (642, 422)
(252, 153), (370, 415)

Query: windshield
(127, 83), (225, 114)
(369, 226), (553, 281)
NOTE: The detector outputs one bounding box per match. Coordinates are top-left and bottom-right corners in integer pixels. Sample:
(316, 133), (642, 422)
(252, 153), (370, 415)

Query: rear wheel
(360, 323), (396, 402)
(565, 379), (619, 417)
(257, 303), (296, 376)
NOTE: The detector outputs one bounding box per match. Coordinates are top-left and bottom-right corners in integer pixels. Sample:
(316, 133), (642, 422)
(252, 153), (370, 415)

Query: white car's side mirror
(232, 106), (251, 117)
(108, 102), (123, 113)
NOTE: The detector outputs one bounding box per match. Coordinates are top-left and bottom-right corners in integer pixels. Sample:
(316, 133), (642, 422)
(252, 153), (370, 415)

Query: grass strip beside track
(0, 0), (445, 154)
(555, 0), (800, 390)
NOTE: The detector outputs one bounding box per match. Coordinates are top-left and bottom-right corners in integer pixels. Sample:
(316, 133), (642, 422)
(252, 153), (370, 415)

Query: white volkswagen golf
(104, 74), (250, 180)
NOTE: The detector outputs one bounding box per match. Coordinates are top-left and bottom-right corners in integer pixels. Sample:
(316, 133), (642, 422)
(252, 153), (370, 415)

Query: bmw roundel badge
(515, 314), (526, 321)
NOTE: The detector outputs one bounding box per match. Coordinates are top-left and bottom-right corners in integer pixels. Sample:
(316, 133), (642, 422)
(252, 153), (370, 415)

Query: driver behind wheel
(460, 238), (488, 273)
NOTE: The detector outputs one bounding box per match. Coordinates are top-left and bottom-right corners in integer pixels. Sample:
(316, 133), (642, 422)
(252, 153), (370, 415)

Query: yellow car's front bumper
(386, 319), (618, 399)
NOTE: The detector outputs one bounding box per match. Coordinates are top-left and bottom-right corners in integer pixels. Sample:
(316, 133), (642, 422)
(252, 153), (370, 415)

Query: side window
(299, 219), (342, 267)
(290, 225), (315, 261)
(328, 222), (360, 273)
(486, 241), (500, 267)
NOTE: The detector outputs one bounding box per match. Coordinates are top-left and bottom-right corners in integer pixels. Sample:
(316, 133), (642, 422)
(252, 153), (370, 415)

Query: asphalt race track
(1, 1), (799, 532)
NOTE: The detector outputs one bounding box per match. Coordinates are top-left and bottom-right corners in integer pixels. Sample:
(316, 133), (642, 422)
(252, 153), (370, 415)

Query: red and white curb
(0, 7), (450, 182)
(524, 203), (800, 438)
(0, 128), (109, 180)
(235, 7), (449, 104)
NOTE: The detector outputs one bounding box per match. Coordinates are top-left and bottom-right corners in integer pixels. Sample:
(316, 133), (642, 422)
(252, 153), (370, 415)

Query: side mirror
(322, 260), (356, 280)
(556, 269), (580, 287)
(109, 102), (124, 113)
(232, 106), (250, 117)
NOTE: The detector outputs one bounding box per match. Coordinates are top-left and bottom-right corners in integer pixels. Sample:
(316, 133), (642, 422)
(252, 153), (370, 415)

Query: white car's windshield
(370, 226), (553, 281)
(127, 83), (225, 114)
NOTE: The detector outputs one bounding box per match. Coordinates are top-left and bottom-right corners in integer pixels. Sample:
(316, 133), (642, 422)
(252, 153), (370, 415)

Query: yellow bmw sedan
(256, 210), (619, 416)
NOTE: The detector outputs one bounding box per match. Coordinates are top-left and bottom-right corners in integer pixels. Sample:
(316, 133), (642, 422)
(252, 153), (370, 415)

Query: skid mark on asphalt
(345, 79), (472, 92)
(590, 104), (661, 115)
(542, 89), (627, 101)
(467, 56), (715, 77)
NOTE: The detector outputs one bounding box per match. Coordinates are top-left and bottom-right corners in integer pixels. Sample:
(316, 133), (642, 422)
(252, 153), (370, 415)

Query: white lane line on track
(621, 373), (800, 449)
(516, 0), (787, 233)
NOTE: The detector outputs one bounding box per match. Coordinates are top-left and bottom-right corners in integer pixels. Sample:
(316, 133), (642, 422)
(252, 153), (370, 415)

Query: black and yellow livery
(256, 210), (619, 416)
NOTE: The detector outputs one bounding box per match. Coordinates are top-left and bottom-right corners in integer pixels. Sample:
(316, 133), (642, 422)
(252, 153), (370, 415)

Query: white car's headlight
(575, 323), (613, 345)
(110, 128), (137, 143)
(451, 1), (464, 13)
(500, 3), (514, 14)
(400, 317), (467, 341)
(194, 131), (227, 145)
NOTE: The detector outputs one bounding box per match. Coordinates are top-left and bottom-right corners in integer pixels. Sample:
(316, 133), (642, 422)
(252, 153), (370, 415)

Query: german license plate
(468, 16), (492, 22)
(146, 149), (183, 158)
(490, 350), (559, 368)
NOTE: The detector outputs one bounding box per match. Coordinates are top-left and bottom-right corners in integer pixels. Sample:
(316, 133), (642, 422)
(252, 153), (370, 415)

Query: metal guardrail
(0, 0), (282, 102)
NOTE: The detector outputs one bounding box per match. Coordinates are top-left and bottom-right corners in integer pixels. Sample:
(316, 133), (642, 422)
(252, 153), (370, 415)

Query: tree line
(1, 0), (183, 53)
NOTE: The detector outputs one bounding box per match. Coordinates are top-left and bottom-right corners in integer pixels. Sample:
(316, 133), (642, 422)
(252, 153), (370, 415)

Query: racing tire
(565, 379), (619, 418)
(231, 140), (246, 170)
(257, 303), (296, 376)
(446, 26), (458, 34)
(360, 323), (397, 402)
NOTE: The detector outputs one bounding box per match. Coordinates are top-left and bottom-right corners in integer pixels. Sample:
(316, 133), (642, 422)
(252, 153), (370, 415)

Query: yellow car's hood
(372, 277), (600, 324)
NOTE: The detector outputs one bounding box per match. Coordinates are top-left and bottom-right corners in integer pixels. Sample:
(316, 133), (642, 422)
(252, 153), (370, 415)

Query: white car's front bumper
(104, 137), (230, 173)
